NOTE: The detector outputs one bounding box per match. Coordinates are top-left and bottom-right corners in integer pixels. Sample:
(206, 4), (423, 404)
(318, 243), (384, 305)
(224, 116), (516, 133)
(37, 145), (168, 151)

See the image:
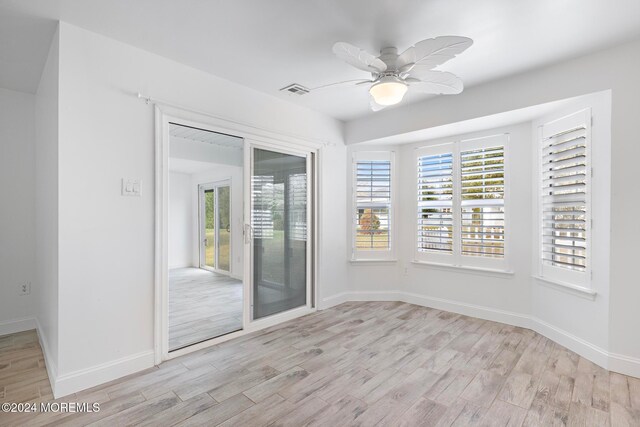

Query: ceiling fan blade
(406, 71), (464, 94)
(370, 96), (387, 112)
(333, 42), (387, 73)
(309, 79), (373, 91)
(396, 46), (416, 70)
(406, 36), (473, 71)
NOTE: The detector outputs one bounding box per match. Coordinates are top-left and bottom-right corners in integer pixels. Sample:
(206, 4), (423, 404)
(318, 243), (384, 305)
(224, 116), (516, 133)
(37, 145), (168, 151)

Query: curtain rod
(136, 92), (336, 147)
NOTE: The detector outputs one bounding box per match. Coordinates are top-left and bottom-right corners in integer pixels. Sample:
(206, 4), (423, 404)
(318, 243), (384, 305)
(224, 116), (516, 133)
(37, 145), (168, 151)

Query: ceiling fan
(313, 36), (473, 111)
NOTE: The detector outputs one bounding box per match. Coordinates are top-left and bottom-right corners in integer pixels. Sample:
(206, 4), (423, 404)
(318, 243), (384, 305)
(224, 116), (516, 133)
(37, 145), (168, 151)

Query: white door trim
(198, 179), (232, 275)
(154, 105), (320, 364)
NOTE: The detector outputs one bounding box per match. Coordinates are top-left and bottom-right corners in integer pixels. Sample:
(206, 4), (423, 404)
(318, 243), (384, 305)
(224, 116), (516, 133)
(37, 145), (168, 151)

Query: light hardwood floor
(2, 301), (640, 426)
(169, 268), (243, 350)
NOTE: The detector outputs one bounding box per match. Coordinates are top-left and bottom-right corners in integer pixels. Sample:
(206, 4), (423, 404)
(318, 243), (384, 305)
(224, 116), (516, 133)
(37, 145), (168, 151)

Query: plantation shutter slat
(288, 173), (307, 241)
(252, 176), (274, 239)
(460, 145), (505, 258)
(355, 160), (391, 251)
(417, 152), (454, 253)
(541, 117), (589, 272)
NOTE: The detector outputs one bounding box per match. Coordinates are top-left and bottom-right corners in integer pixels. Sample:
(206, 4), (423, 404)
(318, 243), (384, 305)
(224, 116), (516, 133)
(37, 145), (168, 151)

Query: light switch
(122, 178), (142, 197)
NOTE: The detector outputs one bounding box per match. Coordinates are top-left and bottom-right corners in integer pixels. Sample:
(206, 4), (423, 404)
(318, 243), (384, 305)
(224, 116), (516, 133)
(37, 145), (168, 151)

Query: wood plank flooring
(169, 268), (242, 350)
(2, 301), (640, 426)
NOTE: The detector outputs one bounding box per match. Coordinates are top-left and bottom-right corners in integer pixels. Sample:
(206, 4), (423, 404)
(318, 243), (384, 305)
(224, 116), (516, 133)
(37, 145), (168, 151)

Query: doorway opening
(199, 181), (231, 273)
(156, 108), (318, 361)
(168, 123), (243, 351)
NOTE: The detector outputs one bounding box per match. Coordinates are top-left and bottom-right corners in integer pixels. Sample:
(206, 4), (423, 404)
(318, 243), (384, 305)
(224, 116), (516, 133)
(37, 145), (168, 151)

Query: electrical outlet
(19, 282), (31, 296)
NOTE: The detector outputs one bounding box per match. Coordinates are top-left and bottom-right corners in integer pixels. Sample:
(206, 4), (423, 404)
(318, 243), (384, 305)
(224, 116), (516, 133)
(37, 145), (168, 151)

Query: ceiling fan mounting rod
(379, 47), (399, 70)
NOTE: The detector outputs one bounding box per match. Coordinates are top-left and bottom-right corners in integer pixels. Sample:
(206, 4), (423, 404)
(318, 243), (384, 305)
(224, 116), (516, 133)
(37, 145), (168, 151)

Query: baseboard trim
(21, 288), (639, 398)
(320, 290), (640, 379)
(400, 292), (531, 329)
(0, 316), (36, 337)
(320, 291), (352, 309)
(35, 318), (58, 397)
(531, 316), (609, 369)
(53, 350), (155, 398)
(609, 352), (640, 379)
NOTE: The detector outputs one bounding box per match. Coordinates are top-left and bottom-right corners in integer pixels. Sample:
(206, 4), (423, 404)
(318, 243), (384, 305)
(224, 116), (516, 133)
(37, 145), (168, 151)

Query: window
(539, 109), (591, 287)
(417, 147), (454, 255)
(460, 145), (505, 258)
(352, 151), (394, 260)
(415, 135), (508, 270)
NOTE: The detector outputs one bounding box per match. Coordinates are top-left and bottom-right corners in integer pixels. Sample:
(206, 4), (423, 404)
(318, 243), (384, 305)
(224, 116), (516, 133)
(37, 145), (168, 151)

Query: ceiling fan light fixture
(369, 76), (408, 106)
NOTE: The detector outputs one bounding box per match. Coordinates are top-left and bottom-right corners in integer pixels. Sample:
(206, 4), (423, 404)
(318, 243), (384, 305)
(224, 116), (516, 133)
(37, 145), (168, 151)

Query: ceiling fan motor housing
(378, 47), (400, 72)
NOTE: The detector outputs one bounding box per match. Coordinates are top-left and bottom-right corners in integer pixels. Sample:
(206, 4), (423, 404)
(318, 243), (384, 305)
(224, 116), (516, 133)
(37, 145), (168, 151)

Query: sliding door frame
(246, 142), (314, 326)
(154, 105), (320, 364)
(198, 180), (232, 275)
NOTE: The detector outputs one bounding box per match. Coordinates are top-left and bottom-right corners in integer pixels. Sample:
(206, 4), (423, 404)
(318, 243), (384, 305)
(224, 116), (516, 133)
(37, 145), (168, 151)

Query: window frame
(351, 151), (396, 261)
(414, 135), (510, 271)
(537, 108), (592, 288)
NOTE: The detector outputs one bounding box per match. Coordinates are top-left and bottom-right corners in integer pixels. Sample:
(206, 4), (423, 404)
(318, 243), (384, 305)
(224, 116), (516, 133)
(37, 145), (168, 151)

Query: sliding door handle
(244, 224), (253, 244)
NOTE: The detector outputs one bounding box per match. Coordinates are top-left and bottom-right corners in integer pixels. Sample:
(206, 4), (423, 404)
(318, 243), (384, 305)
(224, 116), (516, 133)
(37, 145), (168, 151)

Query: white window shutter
(415, 136), (509, 270)
(417, 149), (454, 254)
(460, 145), (505, 258)
(540, 109), (591, 286)
(352, 151), (394, 260)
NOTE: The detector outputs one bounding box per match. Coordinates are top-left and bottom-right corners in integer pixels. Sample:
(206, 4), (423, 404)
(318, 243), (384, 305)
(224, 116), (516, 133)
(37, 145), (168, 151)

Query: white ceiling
(1, 0), (639, 121)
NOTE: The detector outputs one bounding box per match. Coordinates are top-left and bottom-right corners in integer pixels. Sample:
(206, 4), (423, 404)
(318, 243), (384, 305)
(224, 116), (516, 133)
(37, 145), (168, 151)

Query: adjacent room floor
(2, 301), (639, 426)
(169, 268), (243, 350)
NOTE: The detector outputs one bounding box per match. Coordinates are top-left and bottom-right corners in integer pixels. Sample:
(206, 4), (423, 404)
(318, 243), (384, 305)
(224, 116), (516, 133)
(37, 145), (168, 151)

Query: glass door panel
(218, 185), (231, 272)
(252, 148), (308, 320)
(203, 188), (215, 269)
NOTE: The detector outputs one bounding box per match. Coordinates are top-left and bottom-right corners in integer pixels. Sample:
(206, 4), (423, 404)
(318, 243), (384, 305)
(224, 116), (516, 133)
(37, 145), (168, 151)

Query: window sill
(411, 260), (514, 277)
(532, 276), (597, 300)
(350, 259), (398, 265)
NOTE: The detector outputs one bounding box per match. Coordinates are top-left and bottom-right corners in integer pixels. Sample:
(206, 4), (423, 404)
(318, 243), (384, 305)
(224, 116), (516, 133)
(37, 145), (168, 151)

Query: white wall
(345, 39), (640, 374)
(34, 27), (60, 379)
(49, 21), (346, 396)
(317, 143), (349, 305)
(400, 123), (533, 317)
(0, 88), (36, 333)
(345, 124), (532, 320)
(344, 96), (616, 369)
(530, 93), (611, 362)
(168, 172), (193, 269)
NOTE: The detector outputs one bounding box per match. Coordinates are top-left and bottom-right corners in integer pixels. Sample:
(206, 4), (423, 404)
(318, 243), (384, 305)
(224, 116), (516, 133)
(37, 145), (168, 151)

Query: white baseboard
(35, 318), (58, 397)
(350, 291), (403, 302)
(320, 291), (403, 309)
(53, 350), (155, 398)
(531, 316), (609, 369)
(609, 352), (640, 379)
(0, 316), (36, 337)
(32, 316), (155, 399)
(319, 290), (640, 379)
(320, 291), (352, 309)
(400, 292), (532, 329)
(12, 288), (637, 399)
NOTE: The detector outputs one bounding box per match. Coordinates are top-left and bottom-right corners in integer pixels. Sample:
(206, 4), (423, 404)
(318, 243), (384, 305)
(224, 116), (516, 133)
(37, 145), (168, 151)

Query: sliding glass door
(250, 147), (311, 320)
(199, 181), (231, 274)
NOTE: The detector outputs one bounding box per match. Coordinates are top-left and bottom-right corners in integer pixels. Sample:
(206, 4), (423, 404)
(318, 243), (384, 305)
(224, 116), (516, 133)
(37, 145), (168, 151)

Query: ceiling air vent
(280, 83), (310, 96)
